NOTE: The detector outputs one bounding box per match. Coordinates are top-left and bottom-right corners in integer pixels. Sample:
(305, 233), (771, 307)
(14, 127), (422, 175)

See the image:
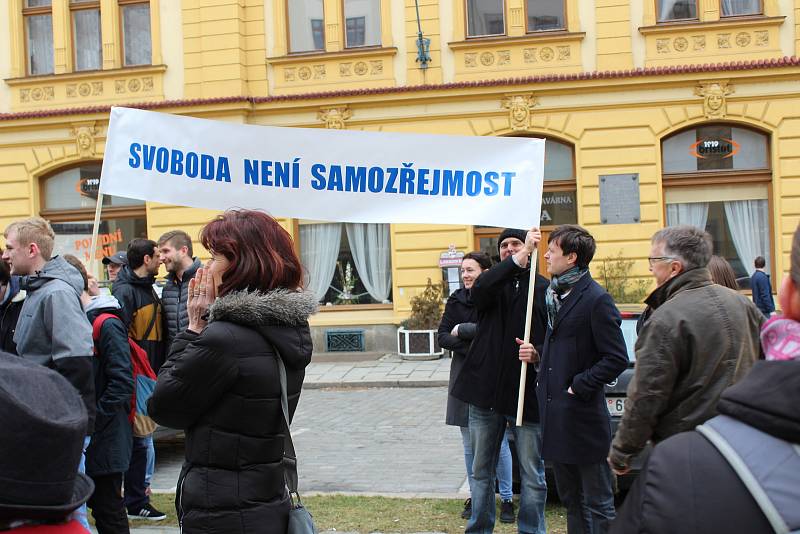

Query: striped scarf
(545, 266), (589, 329)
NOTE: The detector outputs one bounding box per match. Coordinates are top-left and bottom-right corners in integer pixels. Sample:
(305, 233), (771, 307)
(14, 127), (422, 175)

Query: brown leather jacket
(609, 267), (763, 467)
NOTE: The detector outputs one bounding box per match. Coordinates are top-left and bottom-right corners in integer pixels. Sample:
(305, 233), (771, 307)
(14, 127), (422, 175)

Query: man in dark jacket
(521, 225), (628, 534)
(452, 227), (549, 534)
(0, 259), (25, 354)
(68, 255), (133, 534)
(111, 238), (166, 521)
(158, 230), (201, 350)
(609, 225), (763, 474)
(610, 358), (799, 534)
(750, 255), (775, 317)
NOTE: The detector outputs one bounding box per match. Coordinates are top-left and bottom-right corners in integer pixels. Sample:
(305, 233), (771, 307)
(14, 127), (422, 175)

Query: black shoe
(461, 498), (472, 520)
(127, 503), (167, 521)
(499, 499), (515, 524)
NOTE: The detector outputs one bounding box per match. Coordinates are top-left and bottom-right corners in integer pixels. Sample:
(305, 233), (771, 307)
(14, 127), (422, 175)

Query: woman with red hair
(149, 209), (317, 534)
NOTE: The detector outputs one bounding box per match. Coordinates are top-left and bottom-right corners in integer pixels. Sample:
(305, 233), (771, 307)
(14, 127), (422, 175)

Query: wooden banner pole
(88, 193), (104, 279)
(516, 250), (539, 427)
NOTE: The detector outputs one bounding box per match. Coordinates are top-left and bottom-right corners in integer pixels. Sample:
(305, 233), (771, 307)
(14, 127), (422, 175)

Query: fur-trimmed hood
(208, 288), (318, 326)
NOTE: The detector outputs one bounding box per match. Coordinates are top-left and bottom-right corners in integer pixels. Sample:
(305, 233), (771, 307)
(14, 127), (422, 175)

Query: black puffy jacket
(438, 287), (477, 427)
(451, 257), (549, 423)
(162, 258), (201, 350)
(148, 288), (317, 534)
(85, 298), (134, 476)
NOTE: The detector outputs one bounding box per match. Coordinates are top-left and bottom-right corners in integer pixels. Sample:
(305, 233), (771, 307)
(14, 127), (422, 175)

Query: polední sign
(100, 107), (545, 229)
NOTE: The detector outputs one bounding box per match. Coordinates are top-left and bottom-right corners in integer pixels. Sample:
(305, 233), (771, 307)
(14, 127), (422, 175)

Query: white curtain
(721, 0), (759, 16)
(345, 223), (392, 303)
(122, 4), (152, 66)
(666, 202), (709, 230)
(300, 223), (342, 302)
(27, 14), (54, 75)
(73, 9), (102, 71)
(724, 200), (770, 274)
(658, 0), (696, 20)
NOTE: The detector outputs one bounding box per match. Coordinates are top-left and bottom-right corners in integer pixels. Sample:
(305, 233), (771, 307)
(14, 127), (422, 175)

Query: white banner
(100, 107), (545, 228)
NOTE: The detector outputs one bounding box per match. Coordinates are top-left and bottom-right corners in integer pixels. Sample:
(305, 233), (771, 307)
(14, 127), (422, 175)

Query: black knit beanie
(497, 228), (527, 252)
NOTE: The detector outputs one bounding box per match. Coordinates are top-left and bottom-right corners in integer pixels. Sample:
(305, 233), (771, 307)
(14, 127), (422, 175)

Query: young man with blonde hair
(158, 229), (201, 349)
(2, 217), (95, 531)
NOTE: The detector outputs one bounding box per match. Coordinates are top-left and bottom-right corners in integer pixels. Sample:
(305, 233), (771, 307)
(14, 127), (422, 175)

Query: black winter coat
(438, 288), (477, 427)
(536, 274), (628, 464)
(0, 276), (24, 355)
(112, 265), (167, 372)
(85, 303), (134, 476)
(611, 360), (800, 534)
(162, 258), (201, 350)
(451, 257), (549, 423)
(148, 288), (317, 534)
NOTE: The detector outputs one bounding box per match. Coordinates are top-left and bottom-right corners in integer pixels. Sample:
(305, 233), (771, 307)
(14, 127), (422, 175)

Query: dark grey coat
(162, 258), (201, 350)
(438, 288), (477, 427)
(149, 287), (317, 534)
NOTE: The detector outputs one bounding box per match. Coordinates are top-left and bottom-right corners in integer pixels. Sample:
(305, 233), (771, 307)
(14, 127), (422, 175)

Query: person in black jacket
(158, 230), (201, 350)
(520, 225), (628, 534)
(66, 255), (133, 534)
(451, 228), (549, 534)
(111, 238), (166, 521)
(149, 209), (317, 534)
(0, 259), (24, 355)
(439, 251), (515, 523)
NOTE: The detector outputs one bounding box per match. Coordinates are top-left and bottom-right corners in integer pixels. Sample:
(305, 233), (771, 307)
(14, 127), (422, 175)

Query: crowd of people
(1, 210), (798, 534)
(440, 223), (798, 534)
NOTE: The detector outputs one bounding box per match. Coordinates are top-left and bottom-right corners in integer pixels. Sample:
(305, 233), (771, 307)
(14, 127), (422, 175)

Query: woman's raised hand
(187, 267), (215, 333)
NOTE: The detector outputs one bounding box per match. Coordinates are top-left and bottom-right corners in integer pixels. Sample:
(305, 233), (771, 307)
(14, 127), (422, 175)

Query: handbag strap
(276, 352), (300, 495)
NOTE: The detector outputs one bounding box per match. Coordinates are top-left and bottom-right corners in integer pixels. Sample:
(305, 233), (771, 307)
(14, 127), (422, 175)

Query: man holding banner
(451, 228), (549, 534)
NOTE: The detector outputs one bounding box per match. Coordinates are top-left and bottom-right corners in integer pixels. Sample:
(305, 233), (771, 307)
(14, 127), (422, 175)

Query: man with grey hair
(608, 225), (763, 475)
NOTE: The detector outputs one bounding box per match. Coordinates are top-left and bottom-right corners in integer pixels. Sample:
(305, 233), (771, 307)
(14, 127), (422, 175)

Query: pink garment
(760, 316), (800, 361)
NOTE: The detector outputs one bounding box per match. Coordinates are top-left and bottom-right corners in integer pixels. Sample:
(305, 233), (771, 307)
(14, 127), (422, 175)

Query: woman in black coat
(438, 252), (515, 521)
(149, 210), (317, 534)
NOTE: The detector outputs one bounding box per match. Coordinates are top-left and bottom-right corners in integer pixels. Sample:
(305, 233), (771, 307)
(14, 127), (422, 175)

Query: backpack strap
(697, 415), (800, 534)
(92, 313), (121, 343)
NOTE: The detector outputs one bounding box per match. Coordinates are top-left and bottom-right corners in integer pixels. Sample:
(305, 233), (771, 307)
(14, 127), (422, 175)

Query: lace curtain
(122, 3), (152, 66)
(26, 14), (54, 75)
(658, 0), (697, 20)
(721, 0), (760, 16)
(724, 200), (770, 274)
(73, 8), (102, 71)
(345, 223), (392, 303)
(299, 223), (342, 302)
(666, 202), (709, 230)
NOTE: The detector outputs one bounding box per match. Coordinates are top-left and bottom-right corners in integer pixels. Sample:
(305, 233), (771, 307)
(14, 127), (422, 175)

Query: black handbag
(276, 354), (318, 534)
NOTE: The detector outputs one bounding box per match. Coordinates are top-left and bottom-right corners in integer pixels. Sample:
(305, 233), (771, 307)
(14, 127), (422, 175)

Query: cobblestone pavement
(152, 386), (468, 497)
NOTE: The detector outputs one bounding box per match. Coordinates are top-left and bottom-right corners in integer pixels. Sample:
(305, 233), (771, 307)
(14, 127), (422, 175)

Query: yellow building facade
(1, 0), (798, 352)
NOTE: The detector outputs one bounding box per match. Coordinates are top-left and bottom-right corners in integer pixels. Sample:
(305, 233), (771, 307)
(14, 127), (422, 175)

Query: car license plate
(607, 397), (627, 416)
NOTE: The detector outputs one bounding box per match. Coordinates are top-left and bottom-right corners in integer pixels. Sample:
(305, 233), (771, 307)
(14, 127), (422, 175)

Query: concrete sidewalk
(302, 353), (451, 389)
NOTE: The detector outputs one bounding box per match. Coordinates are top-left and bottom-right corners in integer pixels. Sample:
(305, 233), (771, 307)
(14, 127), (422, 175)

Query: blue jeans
(145, 434), (155, 487)
(467, 404), (547, 534)
(553, 462), (615, 534)
(460, 426), (514, 501)
(73, 436), (91, 532)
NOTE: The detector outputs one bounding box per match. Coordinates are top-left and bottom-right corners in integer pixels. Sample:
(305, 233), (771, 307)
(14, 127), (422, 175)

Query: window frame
(660, 123), (775, 288)
(285, 0), (327, 55)
(524, 0), (567, 34)
(118, 0), (153, 67)
(465, 0), (507, 39)
(70, 0), (103, 72)
(341, 0), (382, 49)
(655, 0), (700, 24)
(719, 0), (763, 18)
(23, 0), (54, 76)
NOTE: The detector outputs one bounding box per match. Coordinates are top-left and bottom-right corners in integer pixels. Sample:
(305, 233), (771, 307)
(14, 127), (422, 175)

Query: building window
(24, 0), (54, 75)
(288, 0), (325, 53)
(466, 0), (505, 38)
(120, 0), (152, 66)
(71, 0), (102, 71)
(344, 0), (381, 48)
(475, 137), (576, 265)
(526, 0), (565, 32)
(41, 164), (147, 277)
(300, 223), (392, 305)
(657, 0), (698, 21)
(720, 0), (761, 17)
(662, 125), (772, 287)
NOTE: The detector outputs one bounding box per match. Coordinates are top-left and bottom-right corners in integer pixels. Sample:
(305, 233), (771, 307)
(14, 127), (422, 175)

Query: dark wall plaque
(599, 173), (640, 225)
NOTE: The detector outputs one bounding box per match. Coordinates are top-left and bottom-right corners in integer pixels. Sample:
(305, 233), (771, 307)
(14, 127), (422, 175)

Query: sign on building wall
(100, 107), (546, 229)
(599, 173), (640, 225)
